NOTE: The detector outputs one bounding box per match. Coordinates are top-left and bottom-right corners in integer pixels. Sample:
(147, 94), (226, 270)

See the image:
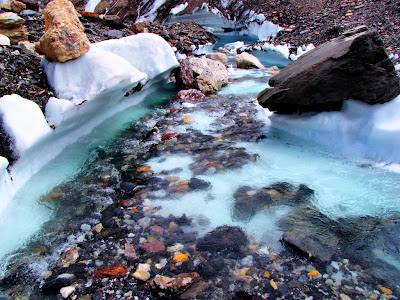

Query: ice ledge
(0, 94), (52, 156)
(42, 33), (179, 104)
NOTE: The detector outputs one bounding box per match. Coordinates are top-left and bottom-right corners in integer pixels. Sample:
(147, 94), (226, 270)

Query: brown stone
(130, 22), (146, 33)
(10, 0), (26, 12)
(0, 26), (28, 44)
(36, 0), (90, 63)
(56, 244), (80, 268)
(0, 12), (25, 28)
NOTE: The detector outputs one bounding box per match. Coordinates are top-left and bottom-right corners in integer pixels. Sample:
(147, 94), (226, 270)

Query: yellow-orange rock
(95, 265), (127, 278)
(36, 0), (90, 63)
(173, 252), (190, 263)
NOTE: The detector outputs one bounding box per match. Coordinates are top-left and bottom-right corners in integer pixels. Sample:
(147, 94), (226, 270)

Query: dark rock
(258, 26), (400, 113)
(102, 15), (126, 29)
(232, 185), (272, 221)
(197, 225), (249, 255)
(188, 177), (211, 190)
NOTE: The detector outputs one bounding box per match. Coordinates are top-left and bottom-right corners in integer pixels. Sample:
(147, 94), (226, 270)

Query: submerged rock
(36, 0), (90, 62)
(197, 225), (249, 256)
(258, 26), (400, 113)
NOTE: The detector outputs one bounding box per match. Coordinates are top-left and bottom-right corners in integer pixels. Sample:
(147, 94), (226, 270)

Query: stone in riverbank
(175, 56), (228, 94)
(36, 0), (90, 62)
(236, 52), (265, 69)
(0, 12), (28, 44)
(258, 26), (400, 113)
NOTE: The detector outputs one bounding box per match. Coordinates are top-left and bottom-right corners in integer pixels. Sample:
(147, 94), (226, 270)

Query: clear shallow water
(0, 80), (177, 267)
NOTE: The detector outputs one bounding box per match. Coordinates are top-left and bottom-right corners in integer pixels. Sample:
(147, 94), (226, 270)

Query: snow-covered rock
(137, 0), (168, 22)
(0, 94), (51, 156)
(42, 33), (179, 103)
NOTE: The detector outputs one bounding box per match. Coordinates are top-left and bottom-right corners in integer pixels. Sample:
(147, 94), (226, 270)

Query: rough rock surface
(36, 0), (90, 62)
(258, 26), (400, 113)
(175, 56), (228, 94)
(206, 52), (228, 65)
(236, 51), (265, 69)
(0, 12), (28, 44)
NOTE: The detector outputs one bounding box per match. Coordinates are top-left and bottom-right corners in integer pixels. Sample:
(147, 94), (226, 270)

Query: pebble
(60, 286), (75, 298)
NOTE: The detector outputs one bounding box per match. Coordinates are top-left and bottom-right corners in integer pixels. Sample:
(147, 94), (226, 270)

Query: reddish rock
(170, 108), (182, 113)
(130, 22), (146, 33)
(95, 265), (128, 278)
(81, 11), (98, 18)
(161, 132), (181, 141)
(151, 225), (164, 234)
(140, 240), (165, 253)
(176, 89), (205, 102)
(36, 0), (90, 62)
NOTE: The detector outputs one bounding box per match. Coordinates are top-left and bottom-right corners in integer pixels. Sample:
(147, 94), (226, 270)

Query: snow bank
(270, 95), (400, 163)
(170, 2), (188, 15)
(289, 44), (315, 61)
(45, 97), (76, 127)
(0, 94), (51, 156)
(247, 20), (282, 41)
(42, 33), (179, 103)
(193, 43), (214, 55)
(84, 0), (101, 12)
(0, 157), (13, 214)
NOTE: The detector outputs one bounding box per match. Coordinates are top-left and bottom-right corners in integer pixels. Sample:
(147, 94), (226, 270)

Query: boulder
(258, 26), (400, 113)
(235, 52), (265, 69)
(206, 52), (228, 65)
(0, 12), (28, 44)
(36, 0), (90, 63)
(175, 56), (228, 94)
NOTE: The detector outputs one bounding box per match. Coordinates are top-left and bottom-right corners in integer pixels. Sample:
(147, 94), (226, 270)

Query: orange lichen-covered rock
(173, 252), (190, 263)
(81, 11), (98, 18)
(36, 0), (90, 62)
(307, 270), (320, 277)
(137, 165), (151, 172)
(95, 265), (128, 278)
(380, 287), (393, 295)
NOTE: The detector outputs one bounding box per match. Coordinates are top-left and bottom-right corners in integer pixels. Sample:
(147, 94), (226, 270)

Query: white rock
(0, 94), (51, 156)
(60, 285), (75, 298)
(0, 34), (10, 46)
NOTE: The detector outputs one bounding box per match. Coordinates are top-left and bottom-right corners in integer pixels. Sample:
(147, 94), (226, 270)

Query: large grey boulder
(175, 56), (228, 94)
(258, 26), (400, 114)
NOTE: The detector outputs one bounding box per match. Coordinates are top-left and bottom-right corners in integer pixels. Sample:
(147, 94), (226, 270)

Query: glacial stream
(1, 35), (400, 296)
